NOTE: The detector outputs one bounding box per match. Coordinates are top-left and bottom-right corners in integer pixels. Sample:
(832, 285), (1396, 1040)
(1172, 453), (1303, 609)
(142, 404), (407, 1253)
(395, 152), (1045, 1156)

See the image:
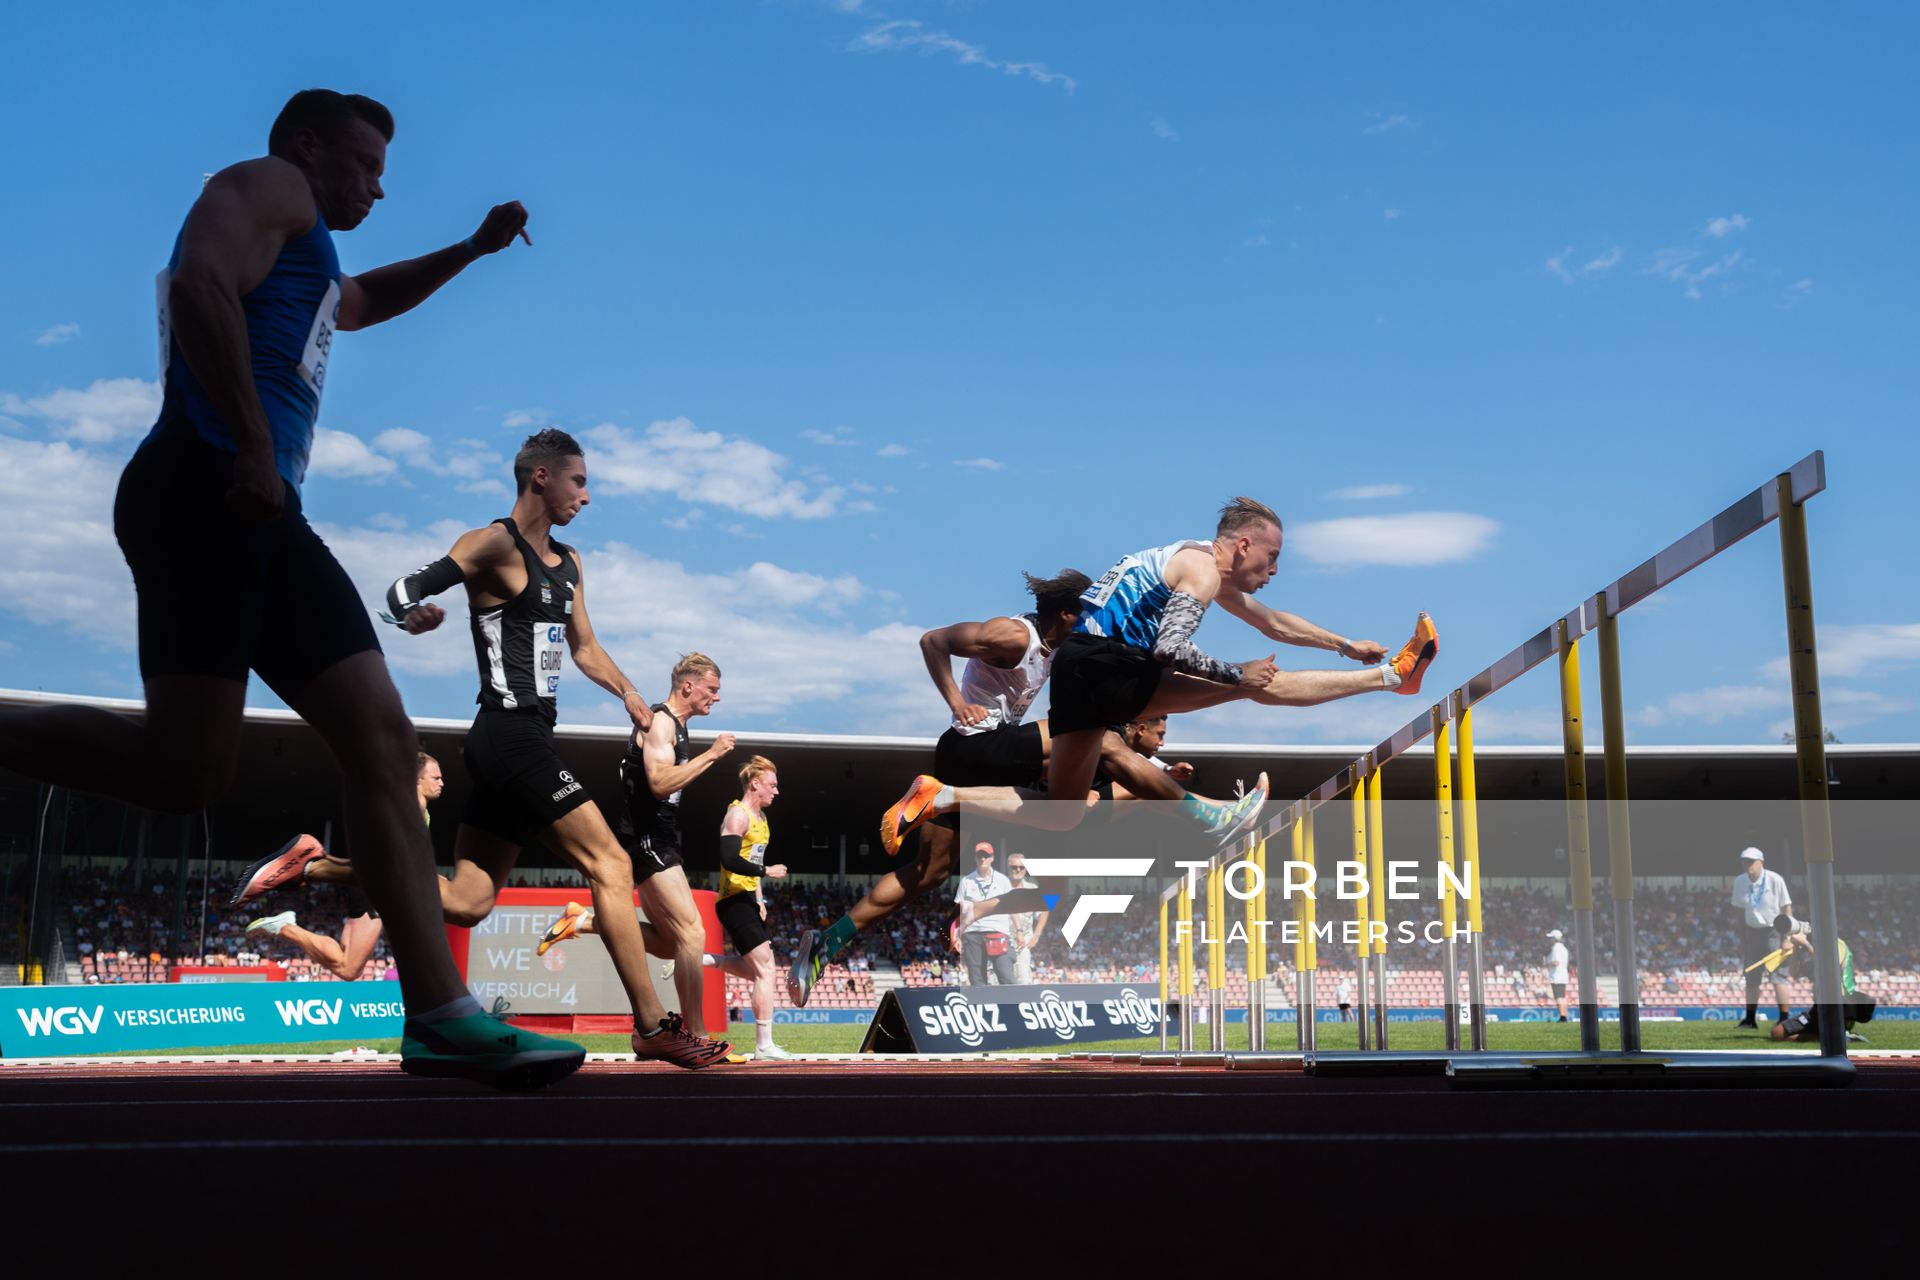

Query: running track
(4, 1056), (1914, 1264)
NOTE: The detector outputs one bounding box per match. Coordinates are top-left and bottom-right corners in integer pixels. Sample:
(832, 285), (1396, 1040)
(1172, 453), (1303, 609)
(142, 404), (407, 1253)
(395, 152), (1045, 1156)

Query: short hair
(268, 90), (394, 161)
(670, 652), (721, 688)
(415, 750), (438, 774)
(1024, 568), (1093, 623)
(738, 754), (776, 790)
(513, 429), (585, 494)
(1216, 496), (1282, 540)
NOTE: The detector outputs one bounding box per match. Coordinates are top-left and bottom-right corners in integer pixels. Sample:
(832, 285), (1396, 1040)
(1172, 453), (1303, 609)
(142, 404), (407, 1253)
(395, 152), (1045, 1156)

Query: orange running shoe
(632, 1013), (732, 1070)
(1390, 612), (1439, 697)
(537, 901), (591, 957)
(879, 774), (945, 857)
(224, 834), (327, 909)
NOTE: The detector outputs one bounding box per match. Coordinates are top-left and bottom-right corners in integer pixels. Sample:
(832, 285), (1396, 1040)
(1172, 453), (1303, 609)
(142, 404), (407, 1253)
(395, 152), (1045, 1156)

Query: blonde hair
(670, 652), (721, 689)
(1216, 496), (1282, 539)
(738, 754), (777, 790)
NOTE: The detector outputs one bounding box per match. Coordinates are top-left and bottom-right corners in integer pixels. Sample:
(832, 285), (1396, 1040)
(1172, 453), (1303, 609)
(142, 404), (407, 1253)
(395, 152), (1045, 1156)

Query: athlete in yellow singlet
(706, 756), (789, 1059)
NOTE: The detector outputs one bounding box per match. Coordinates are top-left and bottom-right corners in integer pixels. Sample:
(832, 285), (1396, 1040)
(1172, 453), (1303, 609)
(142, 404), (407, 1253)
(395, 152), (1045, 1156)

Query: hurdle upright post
(1250, 836), (1268, 1051)
(1596, 592), (1641, 1053)
(1207, 857), (1226, 1051)
(1178, 871), (1194, 1052)
(1367, 765), (1389, 1050)
(1351, 771), (1372, 1050)
(1455, 701), (1487, 1051)
(1557, 616), (1602, 1051)
(1158, 892), (1170, 1051)
(1291, 819), (1306, 1051)
(1301, 810), (1319, 1051)
(1433, 704), (1459, 1051)
(1777, 466), (1845, 1057)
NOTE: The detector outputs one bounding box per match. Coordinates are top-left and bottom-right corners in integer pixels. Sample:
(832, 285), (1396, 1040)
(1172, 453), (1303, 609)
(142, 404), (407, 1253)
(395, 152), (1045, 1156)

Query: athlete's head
(268, 89), (393, 233)
(514, 429), (589, 523)
(1024, 568), (1092, 636)
(739, 755), (778, 806)
(415, 750), (444, 799)
(1215, 496), (1283, 594)
(670, 652), (722, 715)
(1125, 715), (1169, 757)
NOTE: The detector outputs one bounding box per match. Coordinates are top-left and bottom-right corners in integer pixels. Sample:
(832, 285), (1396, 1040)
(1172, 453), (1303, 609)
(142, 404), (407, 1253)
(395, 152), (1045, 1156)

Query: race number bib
(535, 622), (566, 698)
(298, 279), (342, 401)
(1084, 554), (1139, 608)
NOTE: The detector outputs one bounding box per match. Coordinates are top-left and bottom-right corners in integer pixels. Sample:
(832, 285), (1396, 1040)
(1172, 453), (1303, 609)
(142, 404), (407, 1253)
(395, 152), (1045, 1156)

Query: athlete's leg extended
(440, 827), (521, 928)
(538, 802), (671, 1030)
(277, 914), (385, 981)
(285, 651), (467, 1012)
(635, 867), (711, 1035)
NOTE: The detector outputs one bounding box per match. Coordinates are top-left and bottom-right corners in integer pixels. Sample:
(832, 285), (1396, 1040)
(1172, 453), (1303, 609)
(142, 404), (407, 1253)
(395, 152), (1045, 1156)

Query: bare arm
(390, 523), (520, 635)
(643, 717), (734, 801)
(336, 202), (532, 331)
(1215, 586), (1385, 662)
(919, 616), (1032, 726)
(168, 159), (317, 522)
(563, 552), (652, 729)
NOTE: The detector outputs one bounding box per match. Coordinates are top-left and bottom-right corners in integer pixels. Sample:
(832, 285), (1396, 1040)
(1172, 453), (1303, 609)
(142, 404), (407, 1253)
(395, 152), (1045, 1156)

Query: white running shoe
(246, 910), (296, 937)
(755, 1043), (796, 1060)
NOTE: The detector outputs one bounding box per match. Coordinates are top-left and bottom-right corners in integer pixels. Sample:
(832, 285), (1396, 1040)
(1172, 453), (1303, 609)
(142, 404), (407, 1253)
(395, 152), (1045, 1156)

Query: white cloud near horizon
(583, 417), (844, 518)
(849, 19), (1077, 93)
(34, 323), (81, 346)
(1289, 512), (1499, 568)
(1705, 213), (1750, 238)
(1762, 623), (1920, 681)
(0, 377), (161, 443)
(1643, 247), (1746, 299)
(1327, 483), (1411, 501)
(954, 457), (1005, 472)
(1546, 245), (1623, 284)
(802, 426), (859, 447)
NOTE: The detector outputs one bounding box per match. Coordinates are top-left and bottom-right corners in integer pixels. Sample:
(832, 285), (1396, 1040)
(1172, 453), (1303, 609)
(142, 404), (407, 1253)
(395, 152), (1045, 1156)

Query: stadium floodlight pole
(1776, 465), (1845, 1058)
(1301, 809), (1319, 1052)
(1596, 592), (1641, 1054)
(1367, 765), (1390, 1051)
(1178, 872), (1195, 1053)
(1455, 699), (1487, 1052)
(1350, 770), (1372, 1051)
(1433, 704), (1459, 1052)
(1207, 857), (1226, 1051)
(1250, 835), (1268, 1051)
(1557, 615), (1602, 1052)
(1158, 892), (1170, 1052)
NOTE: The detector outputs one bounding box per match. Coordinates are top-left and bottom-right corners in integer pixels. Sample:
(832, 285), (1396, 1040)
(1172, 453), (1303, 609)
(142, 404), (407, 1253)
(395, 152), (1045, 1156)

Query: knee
(141, 753), (238, 814)
(581, 848), (632, 893)
(328, 962), (362, 982)
(444, 891), (495, 929)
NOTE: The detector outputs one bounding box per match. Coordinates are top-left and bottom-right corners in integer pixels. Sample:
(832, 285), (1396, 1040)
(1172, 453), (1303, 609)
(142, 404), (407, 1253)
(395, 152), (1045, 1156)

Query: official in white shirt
(1731, 846), (1793, 1028)
(1546, 929), (1570, 1022)
(955, 843), (1016, 985)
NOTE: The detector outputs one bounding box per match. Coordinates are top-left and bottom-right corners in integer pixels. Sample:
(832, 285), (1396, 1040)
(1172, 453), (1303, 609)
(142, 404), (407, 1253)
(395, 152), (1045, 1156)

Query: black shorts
(1781, 998), (1876, 1039)
(460, 710), (592, 845)
(1048, 634), (1164, 736)
(115, 426), (381, 699)
(343, 884), (379, 920)
(716, 892), (769, 954)
(627, 834), (685, 885)
(1551, 982), (1567, 998)
(931, 723), (1046, 830)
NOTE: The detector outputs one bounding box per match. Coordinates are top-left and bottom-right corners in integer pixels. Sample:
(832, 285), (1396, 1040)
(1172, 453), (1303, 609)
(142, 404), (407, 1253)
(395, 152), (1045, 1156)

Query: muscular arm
(563, 552), (652, 722)
(1216, 586), (1382, 661)
(642, 716), (730, 801)
(385, 523), (519, 632)
(336, 201), (532, 331)
(1152, 593), (1243, 683)
(716, 805), (761, 878)
(919, 616), (1032, 723)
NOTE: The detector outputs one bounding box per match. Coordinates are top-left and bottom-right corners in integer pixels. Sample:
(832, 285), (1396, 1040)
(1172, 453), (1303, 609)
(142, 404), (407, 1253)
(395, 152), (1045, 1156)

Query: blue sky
(1, 1), (1913, 746)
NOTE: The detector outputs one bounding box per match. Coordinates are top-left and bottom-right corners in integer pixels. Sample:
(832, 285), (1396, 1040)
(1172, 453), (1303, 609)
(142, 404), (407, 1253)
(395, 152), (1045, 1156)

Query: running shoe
(400, 1012), (586, 1091)
(754, 1043), (796, 1061)
(723, 1051), (753, 1065)
(1208, 771), (1269, 846)
(537, 901), (591, 956)
(788, 928), (826, 1008)
(225, 834), (326, 909)
(245, 910), (296, 937)
(1389, 612), (1439, 697)
(632, 1012), (732, 1070)
(880, 774), (945, 857)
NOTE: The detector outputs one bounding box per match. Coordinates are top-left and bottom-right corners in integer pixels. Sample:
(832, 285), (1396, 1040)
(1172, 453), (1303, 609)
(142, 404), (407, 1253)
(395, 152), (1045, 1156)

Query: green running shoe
(400, 1012), (585, 1091)
(788, 928), (826, 1009)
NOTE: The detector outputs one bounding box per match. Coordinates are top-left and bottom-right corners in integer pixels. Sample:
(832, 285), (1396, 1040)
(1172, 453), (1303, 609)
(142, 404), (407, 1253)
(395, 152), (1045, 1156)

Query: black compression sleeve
(384, 556), (466, 623)
(717, 833), (761, 878)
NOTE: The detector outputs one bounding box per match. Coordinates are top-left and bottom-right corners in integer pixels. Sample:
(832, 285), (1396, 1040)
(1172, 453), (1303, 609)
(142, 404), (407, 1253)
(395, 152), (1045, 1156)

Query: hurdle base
(1446, 1050), (1856, 1089)
(1304, 1051), (1454, 1078)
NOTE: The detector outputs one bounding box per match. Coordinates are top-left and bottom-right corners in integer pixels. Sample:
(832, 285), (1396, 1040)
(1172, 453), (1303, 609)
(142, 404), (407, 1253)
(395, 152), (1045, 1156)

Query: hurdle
(1187, 452), (1852, 1082)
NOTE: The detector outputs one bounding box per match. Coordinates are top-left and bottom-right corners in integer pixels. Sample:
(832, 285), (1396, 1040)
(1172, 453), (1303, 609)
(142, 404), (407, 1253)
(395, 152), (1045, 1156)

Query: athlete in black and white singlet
(952, 612), (1052, 736)
(470, 517), (577, 723)
(620, 702), (688, 855)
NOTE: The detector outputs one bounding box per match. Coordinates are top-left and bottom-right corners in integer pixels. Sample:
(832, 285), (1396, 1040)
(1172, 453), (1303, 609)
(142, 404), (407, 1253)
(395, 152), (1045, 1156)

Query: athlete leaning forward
(232, 429), (731, 1068)
(871, 497), (1437, 931)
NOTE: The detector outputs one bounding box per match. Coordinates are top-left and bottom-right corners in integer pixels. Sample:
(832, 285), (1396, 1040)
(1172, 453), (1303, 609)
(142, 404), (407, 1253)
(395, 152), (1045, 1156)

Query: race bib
(298, 279), (342, 401)
(535, 622), (565, 698)
(1085, 554), (1138, 608)
(156, 269), (172, 377)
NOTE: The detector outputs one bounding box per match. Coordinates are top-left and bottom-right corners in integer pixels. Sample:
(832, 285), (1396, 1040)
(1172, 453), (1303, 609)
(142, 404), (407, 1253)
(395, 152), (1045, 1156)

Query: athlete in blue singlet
(880, 496), (1440, 852)
(0, 88), (582, 1090)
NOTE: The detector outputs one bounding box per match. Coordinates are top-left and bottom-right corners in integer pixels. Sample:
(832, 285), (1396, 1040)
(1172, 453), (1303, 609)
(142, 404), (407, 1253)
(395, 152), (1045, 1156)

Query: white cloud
(1289, 512), (1499, 568)
(1778, 279), (1814, 309)
(1363, 113), (1413, 135)
(849, 19), (1077, 93)
(1, 377), (160, 443)
(1642, 247), (1746, 299)
(1151, 118), (1180, 142)
(1633, 683), (1784, 729)
(34, 323), (80, 347)
(0, 434), (135, 648)
(1327, 483), (1411, 502)
(1765, 689), (1917, 741)
(307, 428), (398, 481)
(801, 426), (859, 447)
(1546, 247), (1574, 283)
(1243, 233), (1271, 249)
(1705, 213), (1750, 238)
(1547, 245), (1622, 284)
(583, 417), (843, 518)
(1583, 246), (1623, 273)
(954, 457), (1005, 472)
(876, 443), (913, 458)
(502, 409), (551, 430)
(1383, 208), (1405, 220)
(369, 427), (506, 487)
(1762, 623), (1920, 681)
